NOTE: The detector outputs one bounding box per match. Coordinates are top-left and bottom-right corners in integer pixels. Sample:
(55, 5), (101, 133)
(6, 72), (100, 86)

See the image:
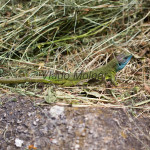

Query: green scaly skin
(45, 58), (118, 86)
(0, 53), (132, 86)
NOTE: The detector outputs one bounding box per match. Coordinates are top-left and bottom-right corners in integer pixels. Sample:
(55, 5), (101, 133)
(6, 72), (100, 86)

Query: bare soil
(0, 94), (150, 150)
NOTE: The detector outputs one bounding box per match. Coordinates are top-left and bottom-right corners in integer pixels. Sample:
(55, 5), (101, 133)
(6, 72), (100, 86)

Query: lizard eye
(118, 62), (122, 66)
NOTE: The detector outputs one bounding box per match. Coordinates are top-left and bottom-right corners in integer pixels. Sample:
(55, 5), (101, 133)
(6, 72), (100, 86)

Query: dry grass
(0, 0), (150, 114)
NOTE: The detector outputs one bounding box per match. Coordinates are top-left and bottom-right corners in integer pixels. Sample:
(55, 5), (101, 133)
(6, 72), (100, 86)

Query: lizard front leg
(104, 73), (117, 86)
(110, 74), (118, 86)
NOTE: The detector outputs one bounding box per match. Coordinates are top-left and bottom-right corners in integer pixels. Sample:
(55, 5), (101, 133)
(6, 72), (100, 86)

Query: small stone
(75, 144), (80, 150)
(89, 130), (93, 134)
(81, 132), (86, 137)
(49, 106), (64, 118)
(17, 119), (22, 124)
(28, 112), (32, 117)
(15, 138), (23, 147)
(51, 139), (58, 144)
(76, 140), (79, 143)
(3, 113), (6, 118)
(33, 121), (37, 126)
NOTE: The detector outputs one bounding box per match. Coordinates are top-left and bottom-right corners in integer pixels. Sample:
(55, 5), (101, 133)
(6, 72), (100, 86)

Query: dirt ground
(0, 94), (150, 150)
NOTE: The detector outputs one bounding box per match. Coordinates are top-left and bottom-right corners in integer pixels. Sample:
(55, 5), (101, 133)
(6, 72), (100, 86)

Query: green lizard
(0, 52), (132, 86)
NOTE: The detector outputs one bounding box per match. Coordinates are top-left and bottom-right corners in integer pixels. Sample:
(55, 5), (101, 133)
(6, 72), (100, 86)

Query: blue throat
(116, 55), (132, 72)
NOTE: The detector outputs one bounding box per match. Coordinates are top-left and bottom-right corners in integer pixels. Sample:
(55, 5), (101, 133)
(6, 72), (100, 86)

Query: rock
(49, 106), (64, 118)
(15, 138), (23, 147)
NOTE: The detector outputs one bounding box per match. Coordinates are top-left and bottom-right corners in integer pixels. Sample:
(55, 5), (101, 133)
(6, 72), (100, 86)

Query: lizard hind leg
(87, 78), (102, 85)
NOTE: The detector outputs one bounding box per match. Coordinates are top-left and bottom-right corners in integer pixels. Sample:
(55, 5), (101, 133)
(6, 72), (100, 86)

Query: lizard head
(116, 52), (132, 71)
